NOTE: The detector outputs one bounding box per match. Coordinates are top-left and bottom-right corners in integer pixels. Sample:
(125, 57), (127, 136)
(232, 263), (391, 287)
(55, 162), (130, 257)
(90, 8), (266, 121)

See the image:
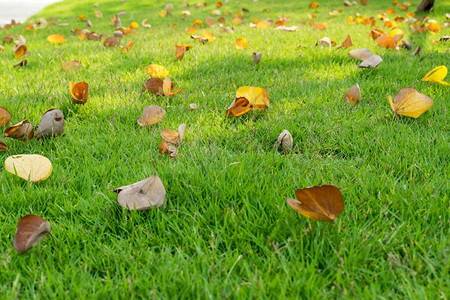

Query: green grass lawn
(1, 0), (449, 298)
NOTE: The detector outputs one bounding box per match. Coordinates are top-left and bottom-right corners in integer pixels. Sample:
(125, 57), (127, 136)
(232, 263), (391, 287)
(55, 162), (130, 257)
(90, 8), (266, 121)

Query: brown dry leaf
(377, 34), (402, 49)
(358, 55), (382, 68)
(104, 36), (120, 47)
(388, 87), (433, 118)
(62, 61), (82, 72)
(114, 173), (166, 210)
(5, 154), (52, 182)
(348, 48), (373, 60)
(344, 84), (361, 104)
(175, 44), (192, 60)
(161, 129), (180, 144)
(252, 52), (262, 64)
(13, 214), (51, 254)
(4, 120), (34, 141)
(94, 10), (103, 17)
(159, 139), (169, 154)
(147, 64), (170, 78)
(162, 78), (184, 97)
(336, 35), (353, 49)
(14, 44), (28, 59)
(235, 38), (249, 49)
(287, 185), (344, 222)
(144, 78), (164, 95)
(35, 109), (65, 139)
(0, 141), (7, 152)
(191, 35), (209, 43)
(112, 15), (122, 27)
(274, 129), (293, 153)
(13, 60), (28, 68)
(87, 32), (103, 41)
(69, 81), (89, 105)
(137, 105), (165, 126)
(226, 97), (251, 117)
(206, 16), (215, 27)
(47, 34), (65, 44)
(0, 106), (12, 126)
(412, 47), (421, 56)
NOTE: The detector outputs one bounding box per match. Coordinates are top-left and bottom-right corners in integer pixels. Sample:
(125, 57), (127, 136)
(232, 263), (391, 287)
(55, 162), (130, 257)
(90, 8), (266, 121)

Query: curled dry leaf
(276, 26), (298, 32)
(103, 36), (120, 47)
(191, 35), (209, 43)
(336, 35), (353, 49)
(412, 47), (421, 56)
(114, 173), (166, 210)
(421, 66), (450, 85)
(4, 120), (34, 141)
(144, 78), (164, 95)
(0, 141), (7, 152)
(87, 32), (103, 41)
(0, 106), (12, 126)
(274, 129), (293, 153)
(35, 109), (65, 139)
(62, 60), (82, 71)
(226, 97), (251, 117)
(13, 214), (51, 254)
(163, 78), (184, 97)
(358, 55), (382, 68)
(5, 154), (52, 182)
(369, 29), (385, 40)
(235, 38), (249, 49)
(317, 37), (332, 47)
(227, 86), (270, 117)
(175, 44), (192, 60)
(252, 52), (262, 64)
(348, 48), (373, 61)
(147, 64), (169, 78)
(142, 19), (151, 28)
(178, 123), (186, 142)
(13, 60), (27, 68)
(388, 87), (433, 118)
(69, 81), (89, 104)
(161, 129), (180, 144)
(287, 185), (344, 222)
(47, 34), (65, 44)
(137, 105), (165, 126)
(236, 86), (270, 111)
(14, 44), (28, 59)
(344, 84), (361, 104)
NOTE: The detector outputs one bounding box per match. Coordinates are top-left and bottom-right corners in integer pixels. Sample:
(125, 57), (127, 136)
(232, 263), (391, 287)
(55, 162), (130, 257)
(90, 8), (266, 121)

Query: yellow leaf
(421, 66), (450, 85)
(388, 87), (433, 118)
(5, 154), (52, 182)
(147, 64), (170, 78)
(47, 34), (65, 44)
(236, 86), (269, 110)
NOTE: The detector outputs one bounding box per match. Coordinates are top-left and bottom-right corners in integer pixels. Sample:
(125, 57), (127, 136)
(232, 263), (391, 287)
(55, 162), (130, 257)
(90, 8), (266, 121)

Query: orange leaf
(287, 185), (344, 222)
(226, 97), (252, 117)
(69, 81), (89, 105)
(309, 1), (319, 8)
(235, 38), (249, 49)
(0, 106), (12, 126)
(175, 44), (192, 60)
